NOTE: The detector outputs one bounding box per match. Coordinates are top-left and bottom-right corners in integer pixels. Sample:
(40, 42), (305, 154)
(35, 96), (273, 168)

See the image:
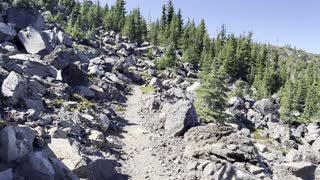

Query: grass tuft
(140, 86), (155, 94)
(115, 105), (126, 112)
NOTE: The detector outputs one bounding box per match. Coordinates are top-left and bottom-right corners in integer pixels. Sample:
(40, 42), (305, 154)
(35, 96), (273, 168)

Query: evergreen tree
(148, 21), (159, 45)
(196, 65), (227, 122)
(104, 0), (126, 32)
(167, 0), (174, 25)
(157, 43), (177, 70)
(160, 4), (167, 29)
(122, 8), (147, 44)
(280, 80), (296, 121)
(303, 80), (319, 119)
(220, 33), (237, 78)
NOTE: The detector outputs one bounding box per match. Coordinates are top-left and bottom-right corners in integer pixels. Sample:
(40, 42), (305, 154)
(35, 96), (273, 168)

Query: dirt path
(118, 86), (166, 180)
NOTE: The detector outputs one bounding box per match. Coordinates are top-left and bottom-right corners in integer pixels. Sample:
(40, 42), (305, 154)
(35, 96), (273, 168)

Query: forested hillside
(1, 0), (320, 179)
(19, 0), (320, 123)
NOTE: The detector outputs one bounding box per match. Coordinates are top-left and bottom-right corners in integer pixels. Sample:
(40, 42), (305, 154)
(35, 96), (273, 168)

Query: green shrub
(140, 86), (155, 94)
(72, 93), (94, 111)
(115, 105), (126, 112)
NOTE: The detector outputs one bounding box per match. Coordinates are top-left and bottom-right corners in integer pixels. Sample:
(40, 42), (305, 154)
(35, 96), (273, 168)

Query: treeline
(12, 0), (320, 123)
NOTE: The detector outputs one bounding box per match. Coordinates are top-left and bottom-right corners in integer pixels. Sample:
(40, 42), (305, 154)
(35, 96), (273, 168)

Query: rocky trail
(0, 3), (320, 180)
(118, 86), (167, 179)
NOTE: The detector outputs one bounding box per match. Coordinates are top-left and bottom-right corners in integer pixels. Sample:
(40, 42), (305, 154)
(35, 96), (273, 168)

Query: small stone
(186, 161), (199, 171)
(88, 130), (105, 146)
(48, 127), (68, 139)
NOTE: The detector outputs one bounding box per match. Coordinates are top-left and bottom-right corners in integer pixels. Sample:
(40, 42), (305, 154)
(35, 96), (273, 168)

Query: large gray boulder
(47, 138), (86, 170)
(61, 64), (88, 86)
(164, 100), (198, 136)
(273, 162), (317, 180)
(88, 56), (113, 77)
(49, 157), (79, 180)
(0, 22), (17, 42)
(228, 97), (245, 109)
(1, 71), (27, 105)
(311, 137), (320, 152)
(44, 45), (79, 70)
(0, 125), (36, 162)
(18, 26), (52, 55)
(17, 152), (55, 180)
(57, 31), (73, 47)
(0, 169), (12, 180)
(7, 7), (45, 31)
(113, 57), (130, 73)
(22, 60), (57, 78)
(253, 99), (277, 115)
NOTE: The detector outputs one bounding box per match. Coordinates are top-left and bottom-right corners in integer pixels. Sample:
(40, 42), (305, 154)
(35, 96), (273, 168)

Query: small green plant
(72, 93), (94, 111)
(145, 49), (154, 59)
(53, 97), (62, 107)
(140, 72), (150, 80)
(140, 86), (155, 94)
(115, 105), (126, 112)
(252, 129), (272, 142)
(0, 119), (8, 128)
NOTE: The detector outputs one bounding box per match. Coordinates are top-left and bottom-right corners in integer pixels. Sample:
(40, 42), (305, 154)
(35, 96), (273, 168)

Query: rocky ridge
(0, 3), (319, 180)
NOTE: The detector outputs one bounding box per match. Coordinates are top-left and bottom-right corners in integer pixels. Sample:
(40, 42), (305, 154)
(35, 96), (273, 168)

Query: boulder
(167, 87), (185, 99)
(103, 37), (116, 45)
(48, 127), (68, 139)
(99, 113), (111, 132)
(1, 71), (27, 105)
(7, 7), (45, 31)
(164, 100), (198, 136)
(311, 137), (320, 152)
(73, 159), (118, 180)
(186, 82), (200, 93)
(88, 56), (113, 77)
(58, 113), (82, 136)
(23, 98), (45, 112)
(57, 31), (73, 47)
(0, 125), (36, 162)
(0, 41), (18, 53)
(273, 162), (317, 180)
(186, 161), (199, 170)
(22, 60), (57, 78)
(49, 157), (79, 180)
(88, 130), (105, 146)
(61, 64), (88, 86)
(17, 152), (55, 180)
(44, 45), (79, 70)
(106, 136), (124, 149)
(149, 77), (162, 88)
(18, 26), (52, 55)
(113, 57), (129, 73)
(47, 138), (86, 170)
(228, 97), (245, 109)
(203, 162), (221, 176)
(0, 169), (13, 180)
(0, 22), (17, 42)
(253, 99), (276, 115)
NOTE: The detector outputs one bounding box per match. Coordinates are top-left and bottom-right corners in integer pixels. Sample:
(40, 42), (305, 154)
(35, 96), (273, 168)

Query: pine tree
(103, 0), (126, 32)
(122, 8), (146, 45)
(148, 21), (159, 45)
(160, 4), (167, 29)
(196, 65), (227, 122)
(215, 24), (227, 58)
(280, 80), (296, 121)
(236, 32), (252, 80)
(167, 0), (174, 25)
(157, 43), (177, 70)
(303, 80), (319, 119)
(220, 33), (237, 78)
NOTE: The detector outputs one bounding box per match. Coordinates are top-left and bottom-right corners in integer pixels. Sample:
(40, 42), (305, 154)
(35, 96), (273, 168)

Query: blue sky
(100, 0), (320, 54)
